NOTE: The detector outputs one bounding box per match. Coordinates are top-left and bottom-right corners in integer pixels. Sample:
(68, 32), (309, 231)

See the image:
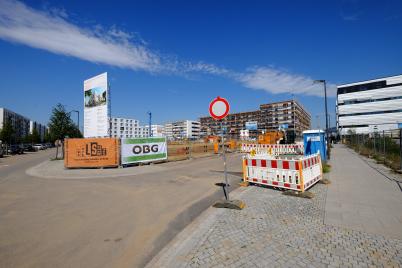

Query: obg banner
(121, 137), (167, 164)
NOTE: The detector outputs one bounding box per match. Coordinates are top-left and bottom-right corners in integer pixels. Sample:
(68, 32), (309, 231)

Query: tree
(48, 104), (82, 159)
(27, 128), (41, 144)
(0, 119), (15, 145)
(44, 132), (52, 143)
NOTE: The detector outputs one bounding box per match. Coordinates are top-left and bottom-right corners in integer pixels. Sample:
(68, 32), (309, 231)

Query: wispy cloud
(0, 0), (162, 72)
(236, 67), (336, 97)
(0, 0), (335, 98)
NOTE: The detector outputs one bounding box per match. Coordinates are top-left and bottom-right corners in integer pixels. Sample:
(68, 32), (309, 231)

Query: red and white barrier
(243, 153), (322, 192)
(241, 143), (304, 155)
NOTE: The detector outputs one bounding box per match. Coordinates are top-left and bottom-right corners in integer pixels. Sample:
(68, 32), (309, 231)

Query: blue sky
(0, 0), (402, 129)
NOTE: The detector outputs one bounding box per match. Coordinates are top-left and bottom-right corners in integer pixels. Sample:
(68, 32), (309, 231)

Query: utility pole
(314, 79), (330, 159)
(400, 129), (402, 171)
(148, 111), (152, 137)
(292, 94), (296, 142)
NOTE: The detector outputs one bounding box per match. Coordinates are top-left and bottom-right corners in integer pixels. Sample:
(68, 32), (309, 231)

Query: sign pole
(221, 120), (229, 200)
(209, 96), (244, 210)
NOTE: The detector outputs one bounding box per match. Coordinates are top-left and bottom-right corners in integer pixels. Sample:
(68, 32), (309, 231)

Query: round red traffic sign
(209, 96), (230, 120)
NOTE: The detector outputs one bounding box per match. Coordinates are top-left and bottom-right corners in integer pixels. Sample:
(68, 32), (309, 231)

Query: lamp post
(292, 94), (296, 142)
(314, 79), (330, 159)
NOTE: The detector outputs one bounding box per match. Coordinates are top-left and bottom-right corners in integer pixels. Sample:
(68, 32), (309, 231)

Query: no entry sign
(209, 96), (230, 120)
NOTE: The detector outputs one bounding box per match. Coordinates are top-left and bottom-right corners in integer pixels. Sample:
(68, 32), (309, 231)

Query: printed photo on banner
(84, 86), (107, 108)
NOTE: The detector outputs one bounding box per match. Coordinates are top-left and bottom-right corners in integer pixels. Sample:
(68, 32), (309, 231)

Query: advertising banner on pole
(84, 72), (109, 138)
(121, 137), (167, 164)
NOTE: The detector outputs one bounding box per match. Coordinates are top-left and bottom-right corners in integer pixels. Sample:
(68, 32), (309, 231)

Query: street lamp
(313, 79), (329, 159)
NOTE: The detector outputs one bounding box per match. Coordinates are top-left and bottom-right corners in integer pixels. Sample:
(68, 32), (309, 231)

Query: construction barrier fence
(243, 153), (322, 192)
(64, 138), (235, 168)
(241, 143), (304, 155)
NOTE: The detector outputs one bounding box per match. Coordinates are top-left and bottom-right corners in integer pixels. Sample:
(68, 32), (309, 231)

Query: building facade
(0, 108), (30, 143)
(200, 100), (311, 141)
(29, 121), (47, 142)
(110, 117), (149, 138)
(260, 100), (311, 139)
(164, 120), (201, 140)
(151, 124), (165, 137)
(337, 74), (402, 134)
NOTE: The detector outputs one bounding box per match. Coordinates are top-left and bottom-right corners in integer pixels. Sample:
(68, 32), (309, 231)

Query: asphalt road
(0, 149), (243, 268)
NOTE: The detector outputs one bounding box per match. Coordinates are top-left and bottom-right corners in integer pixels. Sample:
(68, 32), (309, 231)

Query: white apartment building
(337, 74), (402, 134)
(110, 117), (149, 138)
(0, 107), (30, 142)
(164, 120), (201, 140)
(151, 124), (165, 137)
(29, 121), (47, 142)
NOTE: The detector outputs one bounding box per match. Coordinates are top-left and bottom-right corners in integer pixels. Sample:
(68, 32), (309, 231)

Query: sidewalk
(148, 178), (402, 267)
(325, 144), (402, 239)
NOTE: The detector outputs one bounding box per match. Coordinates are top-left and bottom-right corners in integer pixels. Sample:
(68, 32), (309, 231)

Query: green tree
(0, 119), (15, 145)
(48, 104), (82, 159)
(31, 128), (40, 144)
(44, 132), (52, 143)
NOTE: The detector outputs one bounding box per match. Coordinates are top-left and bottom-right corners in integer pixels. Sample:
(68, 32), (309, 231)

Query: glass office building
(337, 74), (402, 134)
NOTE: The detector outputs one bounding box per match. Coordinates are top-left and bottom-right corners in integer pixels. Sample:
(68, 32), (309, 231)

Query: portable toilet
(303, 130), (327, 161)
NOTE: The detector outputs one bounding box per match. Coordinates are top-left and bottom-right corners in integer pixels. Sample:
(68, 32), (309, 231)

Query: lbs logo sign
(76, 142), (107, 157)
(64, 138), (119, 168)
(87, 142), (107, 156)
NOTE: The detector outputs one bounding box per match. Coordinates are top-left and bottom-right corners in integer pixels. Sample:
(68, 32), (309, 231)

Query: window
(337, 80), (395, 95)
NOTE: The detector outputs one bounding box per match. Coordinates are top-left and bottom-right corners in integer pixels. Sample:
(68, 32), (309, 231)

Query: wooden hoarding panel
(64, 138), (119, 168)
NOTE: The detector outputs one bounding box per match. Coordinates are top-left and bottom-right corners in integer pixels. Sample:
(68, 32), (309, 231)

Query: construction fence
(243, 153), (322, 192)
(241, 143), (304, 155)
(345, 128), (402, 171)
(64, 137), (240, 168)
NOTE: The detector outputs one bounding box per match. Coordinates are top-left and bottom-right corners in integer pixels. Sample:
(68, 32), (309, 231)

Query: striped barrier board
(243, 153), (322, 192)
(241, 143), (304, 155)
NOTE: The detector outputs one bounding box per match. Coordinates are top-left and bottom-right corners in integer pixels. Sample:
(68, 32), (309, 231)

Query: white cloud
(236, 66), (337, 97)
(0, 0), (162, 72)
(0, 0), (336, 98)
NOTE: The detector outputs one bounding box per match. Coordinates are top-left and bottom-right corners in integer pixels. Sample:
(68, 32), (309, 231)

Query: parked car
(0, 141), (3, 158)
(8, 144), (24, 155)
(45, 143), (54, 148)
(33, 144), (45, 151)
(23, 144), (35, 152)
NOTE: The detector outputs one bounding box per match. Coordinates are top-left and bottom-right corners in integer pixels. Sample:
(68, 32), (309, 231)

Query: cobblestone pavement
(148, 184), (402, 267)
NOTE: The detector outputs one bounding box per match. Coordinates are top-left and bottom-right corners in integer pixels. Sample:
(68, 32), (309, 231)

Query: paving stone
(151, 184), (402, 267)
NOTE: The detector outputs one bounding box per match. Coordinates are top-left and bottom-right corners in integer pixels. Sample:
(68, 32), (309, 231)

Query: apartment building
(151, 124), (165, 137)
(200, 100), (311, 141)
(200, 110), (261, 139)
(164, 120), (201, 140)
(0, 107), (30, 142)
(110, 117), (149, 138)
(337, 74), (402, 134)
(260, 100), (311, 139)
(29, 121), (47, 142)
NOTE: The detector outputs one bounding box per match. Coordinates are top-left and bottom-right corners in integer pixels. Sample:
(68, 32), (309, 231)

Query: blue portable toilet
(303, 130), (327, 162)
